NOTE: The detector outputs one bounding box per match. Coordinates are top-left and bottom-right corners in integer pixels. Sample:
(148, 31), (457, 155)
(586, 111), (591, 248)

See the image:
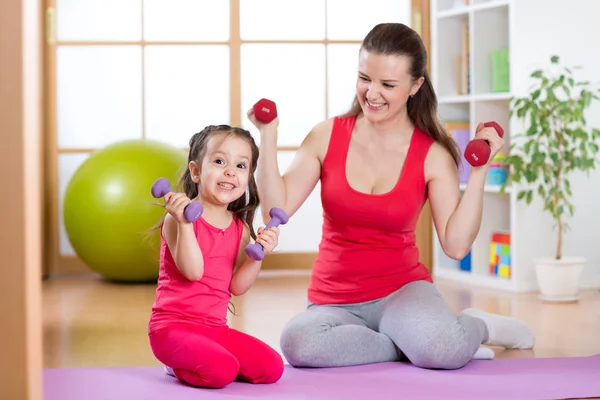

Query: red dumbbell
(253, 98), (278, 123)
(464, 121), (504, 167)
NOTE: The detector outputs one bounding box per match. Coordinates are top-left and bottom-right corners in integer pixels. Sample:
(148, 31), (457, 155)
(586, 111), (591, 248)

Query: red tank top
(148, 213), (244, 333)
(307, 115), (434, 305)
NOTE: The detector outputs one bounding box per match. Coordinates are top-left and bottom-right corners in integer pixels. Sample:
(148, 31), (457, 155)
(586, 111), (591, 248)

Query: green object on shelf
(491, 49), (509, 92)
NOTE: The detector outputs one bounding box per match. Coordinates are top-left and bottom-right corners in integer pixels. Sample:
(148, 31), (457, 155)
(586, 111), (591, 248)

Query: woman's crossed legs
(280, 280), (534, 369)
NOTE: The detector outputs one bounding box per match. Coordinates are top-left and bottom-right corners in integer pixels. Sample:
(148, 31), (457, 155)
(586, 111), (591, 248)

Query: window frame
(42, 0), (431, 276)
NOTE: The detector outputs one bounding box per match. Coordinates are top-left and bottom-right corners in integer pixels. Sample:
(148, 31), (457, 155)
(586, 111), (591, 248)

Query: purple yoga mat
(44, 355), (600, 400)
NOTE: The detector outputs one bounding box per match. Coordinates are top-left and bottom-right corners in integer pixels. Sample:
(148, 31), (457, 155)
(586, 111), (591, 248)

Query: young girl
(148, 124), (284, 389)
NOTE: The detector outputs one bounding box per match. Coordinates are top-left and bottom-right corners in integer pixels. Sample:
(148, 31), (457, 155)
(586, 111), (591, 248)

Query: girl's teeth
(218, 183), (234, 189)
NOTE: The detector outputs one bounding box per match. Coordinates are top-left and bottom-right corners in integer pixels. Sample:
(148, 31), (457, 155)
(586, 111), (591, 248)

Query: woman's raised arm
(250, 112), (331, 224)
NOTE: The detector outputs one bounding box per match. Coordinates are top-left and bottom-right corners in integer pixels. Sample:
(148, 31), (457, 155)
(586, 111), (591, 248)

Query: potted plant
(503, 55), (600, 302)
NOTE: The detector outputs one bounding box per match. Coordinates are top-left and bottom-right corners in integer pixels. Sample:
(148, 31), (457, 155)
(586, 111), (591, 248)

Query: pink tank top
(308, 115), (434, 305)
(148, 213), (244, 333)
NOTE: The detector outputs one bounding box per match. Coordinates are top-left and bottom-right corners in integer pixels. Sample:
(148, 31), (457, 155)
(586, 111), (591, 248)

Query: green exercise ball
(63, 139), (187, 283)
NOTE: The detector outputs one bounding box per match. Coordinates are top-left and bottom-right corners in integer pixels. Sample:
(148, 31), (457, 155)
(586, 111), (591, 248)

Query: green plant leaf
(531, 70), (543, 78)
(537, 184), (546, 197)
(506, 54), (600, 260)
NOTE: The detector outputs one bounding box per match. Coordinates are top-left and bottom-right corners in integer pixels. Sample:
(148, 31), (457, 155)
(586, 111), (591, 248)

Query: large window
(45, 0), (412, 274)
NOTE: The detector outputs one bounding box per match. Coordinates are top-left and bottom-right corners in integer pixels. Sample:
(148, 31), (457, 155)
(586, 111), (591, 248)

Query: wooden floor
(42, 271), (600, 368)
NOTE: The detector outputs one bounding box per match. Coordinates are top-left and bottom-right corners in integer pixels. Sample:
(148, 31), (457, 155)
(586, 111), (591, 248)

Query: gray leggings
(280, 280), (489, 370)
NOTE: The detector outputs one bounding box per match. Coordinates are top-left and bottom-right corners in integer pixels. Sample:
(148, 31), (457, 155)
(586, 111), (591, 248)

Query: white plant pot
(534, 257), (585, 302)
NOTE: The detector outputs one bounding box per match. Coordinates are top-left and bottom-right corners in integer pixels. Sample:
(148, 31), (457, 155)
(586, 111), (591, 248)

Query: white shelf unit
(430, 0), (523, 292)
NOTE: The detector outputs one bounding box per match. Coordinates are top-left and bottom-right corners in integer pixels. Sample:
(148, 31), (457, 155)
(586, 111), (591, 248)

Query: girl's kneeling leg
(149, 326), (240, 389)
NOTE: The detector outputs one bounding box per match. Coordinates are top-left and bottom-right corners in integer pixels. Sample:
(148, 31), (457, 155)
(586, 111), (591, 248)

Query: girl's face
(356, 49), (423, 124)
(191, 133), (253, 207)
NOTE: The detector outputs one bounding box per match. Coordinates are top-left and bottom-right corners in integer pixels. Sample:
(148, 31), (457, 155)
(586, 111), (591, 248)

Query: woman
(248, 23), (534, 370)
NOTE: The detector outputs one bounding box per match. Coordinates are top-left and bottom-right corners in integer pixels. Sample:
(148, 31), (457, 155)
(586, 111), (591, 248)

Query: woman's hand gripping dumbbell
(151, 177), (203, 222)
(464, 121), (505, 167)
(245, 207), (289, 261)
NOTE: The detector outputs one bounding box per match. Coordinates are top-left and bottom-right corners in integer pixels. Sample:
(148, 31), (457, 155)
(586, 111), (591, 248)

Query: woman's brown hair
(343, 22), (461, 167)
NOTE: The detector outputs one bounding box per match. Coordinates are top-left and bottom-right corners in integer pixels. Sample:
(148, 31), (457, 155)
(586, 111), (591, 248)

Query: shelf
(432, 189), (512, 290)
(435, 0), (510, 18)
(439, 93), (511, 104)
(436, 6), (469, 19)
(474, 92), (511, 101)
(473, 5), (509, 94)
(460, 184), (511, 193)
(472, 0), (510, 13)
(439, 103), (470, 122)
(435, 12), (470, 97)
(439, 95), (471, 104)
(431, 0), (521, 292)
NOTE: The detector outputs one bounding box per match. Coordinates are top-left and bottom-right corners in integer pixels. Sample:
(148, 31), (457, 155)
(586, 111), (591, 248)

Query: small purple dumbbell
(245, 207), (289, 261)
(151, 177), (203, 223)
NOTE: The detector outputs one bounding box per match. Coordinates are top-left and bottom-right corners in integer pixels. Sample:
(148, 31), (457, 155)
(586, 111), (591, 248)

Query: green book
(491, 49), (509, 93)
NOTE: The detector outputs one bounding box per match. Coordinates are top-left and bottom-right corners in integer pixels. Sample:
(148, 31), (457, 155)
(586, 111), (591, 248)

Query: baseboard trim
(53, 252), (316, 278)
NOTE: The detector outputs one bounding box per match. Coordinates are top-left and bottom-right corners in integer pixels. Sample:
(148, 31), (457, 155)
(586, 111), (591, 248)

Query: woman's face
(356, 49), (423, 124)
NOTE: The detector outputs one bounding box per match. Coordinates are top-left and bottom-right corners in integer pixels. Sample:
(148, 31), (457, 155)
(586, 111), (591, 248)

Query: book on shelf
(455, 20), (470, 95)
(443, 121), (471, 183)
(491, 48), (509, 92)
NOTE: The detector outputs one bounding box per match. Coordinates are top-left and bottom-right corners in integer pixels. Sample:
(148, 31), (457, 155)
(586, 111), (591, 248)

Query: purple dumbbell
(245, 207), (289, 261)
(151, 177), (203, 222)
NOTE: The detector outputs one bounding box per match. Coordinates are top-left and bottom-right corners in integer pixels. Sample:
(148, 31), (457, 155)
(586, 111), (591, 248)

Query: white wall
(512, 0), (600, 289)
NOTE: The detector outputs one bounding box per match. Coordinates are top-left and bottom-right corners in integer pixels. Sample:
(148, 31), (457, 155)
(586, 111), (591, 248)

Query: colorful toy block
(489, 232), (511, 278)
